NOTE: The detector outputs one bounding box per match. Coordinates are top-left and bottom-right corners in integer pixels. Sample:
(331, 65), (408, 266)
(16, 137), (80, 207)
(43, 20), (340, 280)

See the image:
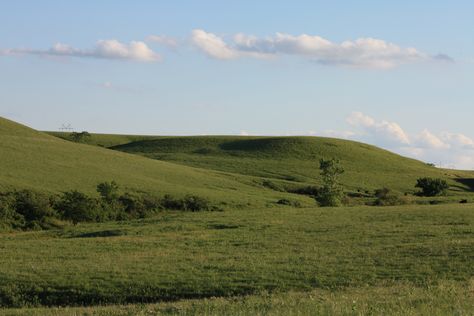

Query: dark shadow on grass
(207, 224), (241, 230)
(454, 178), (474, 192)
(72, 229), (126, 238)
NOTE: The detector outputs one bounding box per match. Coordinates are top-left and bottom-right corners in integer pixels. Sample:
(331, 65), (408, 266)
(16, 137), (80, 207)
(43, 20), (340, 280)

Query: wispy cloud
(1, 40), (161, 62)
(146, 35), (179, 49)
(191, 29), (449, 68)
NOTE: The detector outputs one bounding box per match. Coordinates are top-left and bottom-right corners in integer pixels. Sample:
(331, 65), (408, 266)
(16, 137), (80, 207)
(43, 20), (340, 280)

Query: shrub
(0, 193), (25, 229)
(118, 193), (160, 218)
(415, 178), (449, 197)
(160, 194), (185, 210)
(373, 188), (408, 206)
(287, 186), (319, 197)
(182, 195), (210, 212)
(57, 191), (99, 224)
(12, 190), (55, 223)
(97, 181), (119, 203)
(69, 131), (91, 143)
(160, 194), (210, 212)
(277, 198), (302, 207)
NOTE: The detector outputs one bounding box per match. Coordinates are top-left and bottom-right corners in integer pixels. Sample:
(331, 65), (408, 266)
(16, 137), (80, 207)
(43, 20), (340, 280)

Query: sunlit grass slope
(0, 117), (302, 206)
(76, 134), (474, 194)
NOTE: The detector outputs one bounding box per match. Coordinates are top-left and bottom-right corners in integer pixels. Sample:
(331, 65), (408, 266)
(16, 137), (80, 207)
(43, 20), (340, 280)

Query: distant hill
(0, 117), (303, 207)
(49, 131), (474, 195)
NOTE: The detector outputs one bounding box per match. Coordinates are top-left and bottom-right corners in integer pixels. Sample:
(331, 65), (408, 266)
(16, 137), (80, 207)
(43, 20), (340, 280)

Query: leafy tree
(415, 177), (449, 196)
(69, 131), (91, 143)
(12, 190), (55, 222)
(317, 158), (345, 207)
(97, 181), (119, 203)
(57, 190), (98, 224)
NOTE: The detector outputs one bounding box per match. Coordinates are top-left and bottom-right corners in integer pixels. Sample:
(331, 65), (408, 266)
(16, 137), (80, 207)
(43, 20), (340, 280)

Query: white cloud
(440, 132), (474, 149)
(146, 35), (178, 49)
(322, 112), (474, 169)
(191, 29), (239, 60)
(1, 40), (161, 62)
(416, 129), (449, 149)
(346, 112), (410, 145)
(191, 29), (444, 68)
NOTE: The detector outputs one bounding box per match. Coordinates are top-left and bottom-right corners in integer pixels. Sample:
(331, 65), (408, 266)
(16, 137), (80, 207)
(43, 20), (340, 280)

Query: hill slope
(104, 136), (472, 194)
(0, 118), (303, 207)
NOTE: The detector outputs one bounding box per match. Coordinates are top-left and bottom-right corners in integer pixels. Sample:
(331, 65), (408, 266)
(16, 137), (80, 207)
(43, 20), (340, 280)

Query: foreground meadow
(3, 282), (474, 315)
(1, 204), (473, 313)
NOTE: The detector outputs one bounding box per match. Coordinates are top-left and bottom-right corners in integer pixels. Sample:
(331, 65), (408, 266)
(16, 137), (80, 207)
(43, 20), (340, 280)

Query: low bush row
(0, 182), (213, 230)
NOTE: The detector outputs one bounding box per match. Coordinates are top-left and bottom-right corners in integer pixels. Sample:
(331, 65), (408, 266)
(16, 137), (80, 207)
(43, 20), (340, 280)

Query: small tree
(415, 177), (449, 196)
(70, 131), (91, 143)
(97, 181), (119, 203)
(317, 158), (345, 207)
(57, 191), (98, 224)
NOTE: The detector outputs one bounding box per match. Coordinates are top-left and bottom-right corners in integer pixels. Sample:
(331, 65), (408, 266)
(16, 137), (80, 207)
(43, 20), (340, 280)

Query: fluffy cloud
(191, 29), (240, 60)
(191, 29), (444, 68)
(346, 112), (410, 144)
(325, 112), (474, 169)
(1, 40), (161, 62)
(416, 129), (449, 149)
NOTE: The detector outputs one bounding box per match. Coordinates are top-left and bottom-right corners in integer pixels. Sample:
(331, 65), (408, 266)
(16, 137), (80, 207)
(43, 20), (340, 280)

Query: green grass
(1, 204), (473, 308)
(0, 117), (310, 207)
(2, 118), (474, 313)
(3, 281), (473, 315)
(48, 132), (474, 196)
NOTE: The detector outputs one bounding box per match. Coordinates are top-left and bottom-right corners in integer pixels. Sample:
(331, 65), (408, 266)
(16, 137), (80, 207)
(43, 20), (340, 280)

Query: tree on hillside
(317, 158), (345, 207)
(415, 177), (449, 196)
(70, 131), (91, 143)
(97, 181), (120, 203)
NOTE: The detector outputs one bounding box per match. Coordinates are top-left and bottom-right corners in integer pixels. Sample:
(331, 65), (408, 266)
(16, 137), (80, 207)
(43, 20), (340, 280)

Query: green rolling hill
(0, 117), (304, 207)
(49, 131), (474, 195)
(2, 117), (473, 209)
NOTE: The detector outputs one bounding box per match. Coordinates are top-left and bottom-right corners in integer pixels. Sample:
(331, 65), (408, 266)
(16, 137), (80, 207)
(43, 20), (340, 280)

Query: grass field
(3, 282), (473, 315)
(2, 118), (474, 314)
(1, 204), (473, 309)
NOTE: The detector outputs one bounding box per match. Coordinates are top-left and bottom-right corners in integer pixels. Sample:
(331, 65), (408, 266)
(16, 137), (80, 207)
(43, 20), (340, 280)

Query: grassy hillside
(49, 132), (474, 195)
(0, 118), (304, 207)
(1, 204), (473, 307)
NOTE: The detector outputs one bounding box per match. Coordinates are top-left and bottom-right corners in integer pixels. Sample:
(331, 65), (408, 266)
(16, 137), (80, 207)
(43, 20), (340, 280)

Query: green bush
(160, 194), (185, 210)
(97, 181), (120, 203)
(0, 183), (214, 230)
(182, 195), (210, 212)
(373, 188), (408, 206)
(287, 186), (319, 197)
(0, 193), (24, 229)
(12, 190), (56, 223)
(118, 193), (160, 218)
(415, 178), (449, 197)
(57, 191), (100, 224)
(277, 198), (302, 207)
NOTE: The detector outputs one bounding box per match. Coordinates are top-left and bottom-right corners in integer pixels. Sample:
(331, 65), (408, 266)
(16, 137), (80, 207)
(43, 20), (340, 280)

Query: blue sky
(1, 1), (474, 168)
